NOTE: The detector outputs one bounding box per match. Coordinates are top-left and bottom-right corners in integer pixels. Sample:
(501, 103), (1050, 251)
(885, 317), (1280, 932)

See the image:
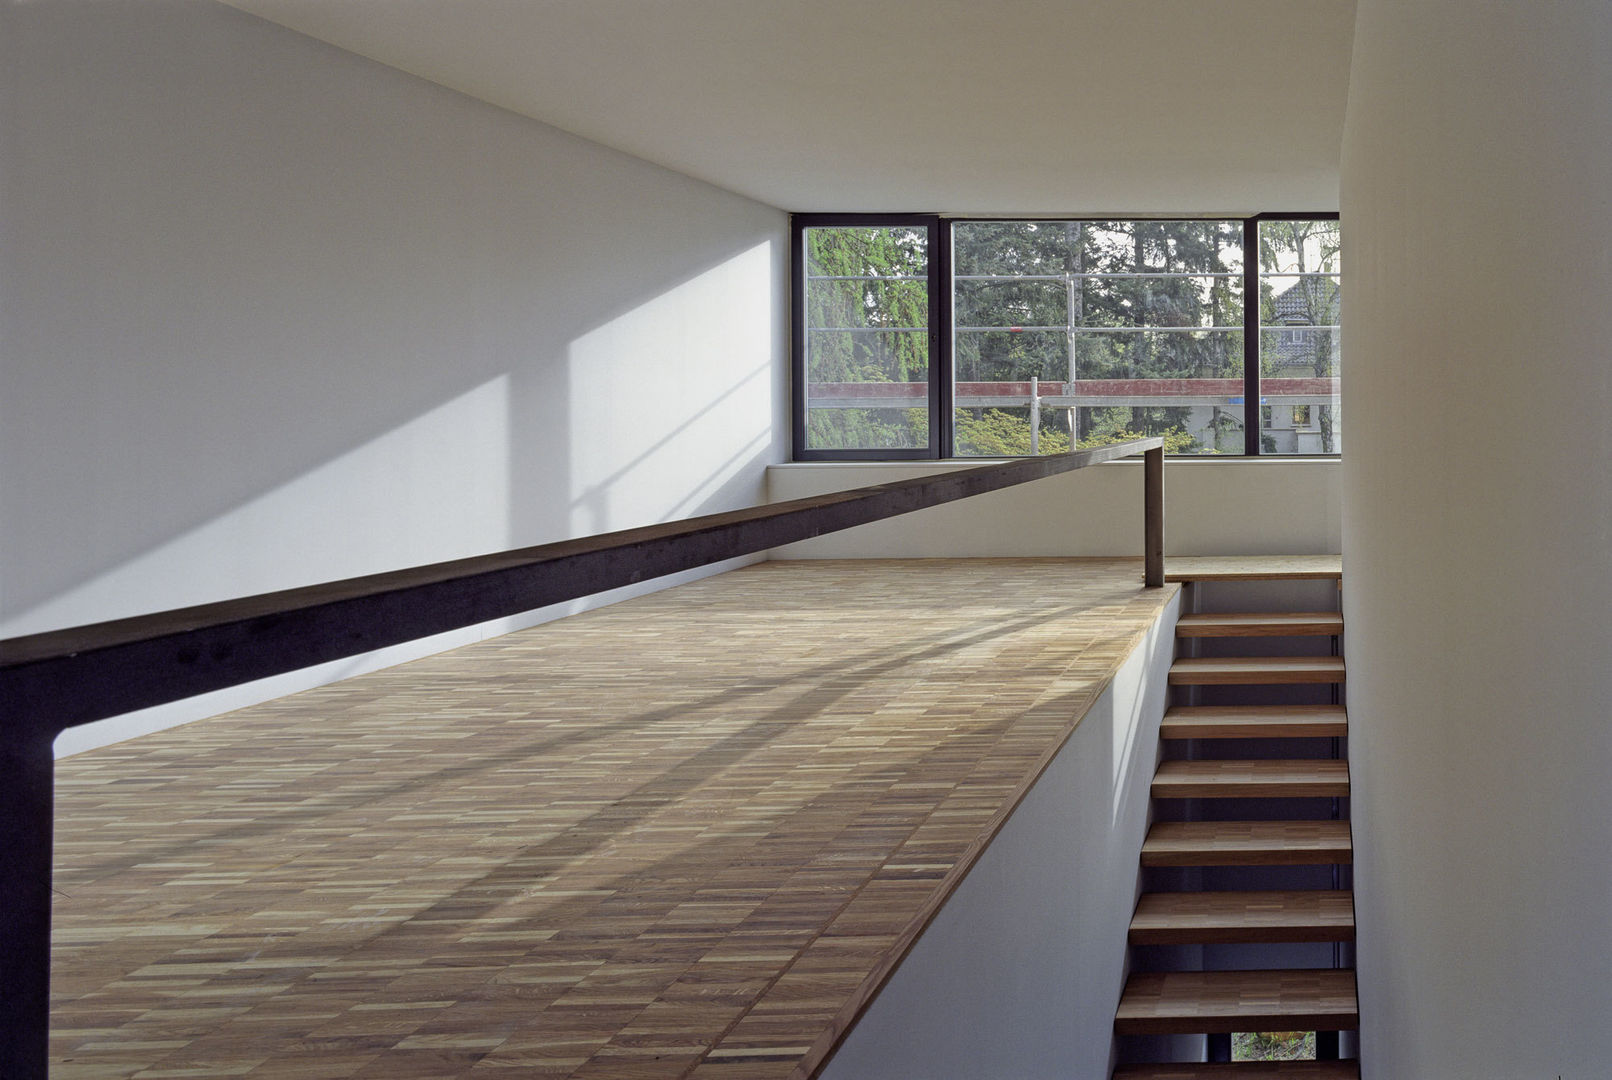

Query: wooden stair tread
(1177, 612), (1343, 637)
(1165, 555), (1342, 582)
(1152, 760), (1349, 799)
(1142, 820), (1352, 866)
(1162, 706), (1348, 740)
(1170, 656), (1345, 685)
(1115, 969), (1358, 1034)
(1115, 1062), (1360, 1078)
(1130, 890), (1354, 944)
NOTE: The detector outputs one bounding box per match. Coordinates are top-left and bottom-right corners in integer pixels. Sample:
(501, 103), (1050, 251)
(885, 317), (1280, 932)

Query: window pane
(952, 219), (1244, 456)
(1070, 220), (1245, 276)
(807, 329), (928, 384)
(806, 226), (928, 277)
(804, 225), (929, 451)
(808, 407), (929, 451)
(1073, 329), (1242, 378)
(1078, 406), (1248, 455)
(808, 278), (928, 330)
(953, 406), (1071, 457)
(1260, 326), (1341, 374)
(954, 328), (1067, 382)
(1259, 220), (1340, 275)
(1259, 221), (1341, 453)
(954, 279), (1069, 328)
(1072, 275), (1243, 329)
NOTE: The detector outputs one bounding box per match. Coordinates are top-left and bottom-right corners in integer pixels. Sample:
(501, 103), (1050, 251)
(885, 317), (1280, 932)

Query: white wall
(820, 591), (1178, 1080)
(0, 1), (788, 754)
(768, 459), (1341, 558)
(1341, 2), (1612, 1075)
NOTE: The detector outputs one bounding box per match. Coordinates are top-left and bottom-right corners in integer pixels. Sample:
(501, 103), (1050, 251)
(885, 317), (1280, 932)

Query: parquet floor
(50, 558), (1173, 1079)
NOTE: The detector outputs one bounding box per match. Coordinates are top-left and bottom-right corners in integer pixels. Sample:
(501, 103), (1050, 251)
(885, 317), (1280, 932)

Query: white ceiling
(219, 0), (1357, 214)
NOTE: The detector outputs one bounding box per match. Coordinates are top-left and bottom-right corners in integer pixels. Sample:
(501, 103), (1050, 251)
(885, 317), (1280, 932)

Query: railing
(0, 437), (1163, 1076)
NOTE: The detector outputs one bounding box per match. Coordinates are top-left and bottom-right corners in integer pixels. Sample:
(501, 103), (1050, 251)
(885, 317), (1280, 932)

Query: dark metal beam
(1144, 446), (1165, 588)
(0, 738), (53, 1080)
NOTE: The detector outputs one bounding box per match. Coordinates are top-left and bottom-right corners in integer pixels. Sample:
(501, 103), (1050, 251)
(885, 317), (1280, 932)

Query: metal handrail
(0, 437), (1163, 1076)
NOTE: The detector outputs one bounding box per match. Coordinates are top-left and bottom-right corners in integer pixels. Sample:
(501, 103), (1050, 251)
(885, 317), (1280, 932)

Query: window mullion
(1243, 217), (1261, 456)
(934, 217), (953, 459)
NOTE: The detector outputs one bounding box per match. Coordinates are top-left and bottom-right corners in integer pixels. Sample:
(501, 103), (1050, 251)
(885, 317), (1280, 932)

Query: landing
(52, 558), (1175, 1079)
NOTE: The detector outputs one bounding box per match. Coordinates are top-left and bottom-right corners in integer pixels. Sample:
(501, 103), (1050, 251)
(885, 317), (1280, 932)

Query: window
(953, 220), (1243, 456)
(792, 214), (1339, 459)
(794, 215), (941, 458)
(1258, 217), (1341, 453)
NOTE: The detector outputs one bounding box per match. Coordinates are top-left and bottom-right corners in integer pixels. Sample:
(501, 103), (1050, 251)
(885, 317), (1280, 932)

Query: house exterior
(2, 2), (1608, 1077)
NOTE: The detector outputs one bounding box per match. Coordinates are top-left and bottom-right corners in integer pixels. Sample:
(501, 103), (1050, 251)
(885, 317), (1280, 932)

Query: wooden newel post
(1143, 445), (1164, 587)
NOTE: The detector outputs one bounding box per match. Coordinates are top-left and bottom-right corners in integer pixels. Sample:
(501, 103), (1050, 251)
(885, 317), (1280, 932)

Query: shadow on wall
(1, 1), (787, 640)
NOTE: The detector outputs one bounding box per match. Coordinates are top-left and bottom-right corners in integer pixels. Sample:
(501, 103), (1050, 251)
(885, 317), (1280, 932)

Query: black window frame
(791, 212), (1338, 461)
(791, 213), (949, 461)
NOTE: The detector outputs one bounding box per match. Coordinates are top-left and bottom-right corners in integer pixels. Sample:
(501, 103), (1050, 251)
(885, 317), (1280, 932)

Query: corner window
(792, 214), (1339, 459)
(1258, 217), (1341, 453)
(793, 216), (941, 459)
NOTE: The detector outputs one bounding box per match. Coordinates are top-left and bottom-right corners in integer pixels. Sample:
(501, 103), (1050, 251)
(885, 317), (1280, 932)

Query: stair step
(1115, 968), (1358, 1035)
(1170, 656), (1346, 686)
(1152, 760), (1349, 799)
(1176, 612), (1343, 638)
(1162, 706), (1348, 741)
(1129, 890), (1354, 944)
(1142, 820), (1352, 866)
(1115, 1062), (1360, 1079)
(1165, 555), (1342, 582)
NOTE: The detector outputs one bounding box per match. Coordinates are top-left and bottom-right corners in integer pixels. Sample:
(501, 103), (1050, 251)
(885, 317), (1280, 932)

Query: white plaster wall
(768, 459), (1341, 558)
(0, 1), (787, 754)
(1341, 3), (1612, 1075)
(820, 591), (1178, 1080)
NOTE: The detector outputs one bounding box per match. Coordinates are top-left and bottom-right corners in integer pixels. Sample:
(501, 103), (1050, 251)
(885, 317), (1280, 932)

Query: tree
(807, 219), (1275, 456)
(803, 226), (929, 450)
(954, 220), (1235, 454)
(1259, 220), (1341, 452)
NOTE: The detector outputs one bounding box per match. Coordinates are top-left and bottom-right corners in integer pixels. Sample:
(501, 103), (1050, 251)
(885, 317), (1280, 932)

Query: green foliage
(807, 408), (927, 451)
(954, 221), (1244, 385)
(949, 408), (1206, 457)
(953, 409), (1071, 457)
(1079, 404), (1212, 454)
(805, 227), (928, 387)
(1077, 426), (1201, 455)
(806, 219), (1333, 455)
(1233, 1031), (1316, 1062)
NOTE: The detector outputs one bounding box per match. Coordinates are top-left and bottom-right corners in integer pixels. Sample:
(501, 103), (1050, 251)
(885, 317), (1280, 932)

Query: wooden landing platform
(50, 558), (1175, 1080)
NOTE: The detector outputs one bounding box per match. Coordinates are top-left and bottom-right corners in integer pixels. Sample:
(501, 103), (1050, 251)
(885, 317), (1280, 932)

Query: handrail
(0, 436), (1163, 1077)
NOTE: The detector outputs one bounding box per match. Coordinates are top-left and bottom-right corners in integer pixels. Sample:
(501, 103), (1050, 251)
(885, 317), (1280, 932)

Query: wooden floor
(51, 558), (1174, 1079)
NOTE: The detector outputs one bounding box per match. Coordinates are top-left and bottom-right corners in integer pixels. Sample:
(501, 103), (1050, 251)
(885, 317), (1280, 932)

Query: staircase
(1115, 558), (1358, 1077)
